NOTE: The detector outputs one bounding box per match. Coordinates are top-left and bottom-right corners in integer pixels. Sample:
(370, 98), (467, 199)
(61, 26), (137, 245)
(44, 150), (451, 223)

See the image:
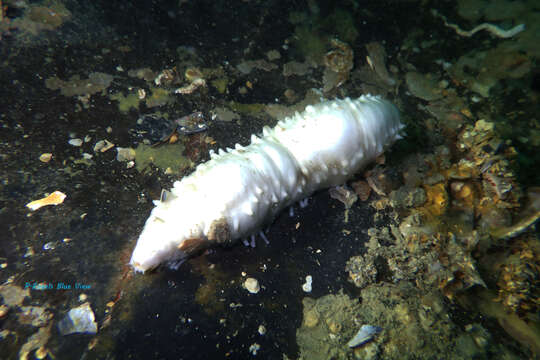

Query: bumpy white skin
(130, 95), (403, 272)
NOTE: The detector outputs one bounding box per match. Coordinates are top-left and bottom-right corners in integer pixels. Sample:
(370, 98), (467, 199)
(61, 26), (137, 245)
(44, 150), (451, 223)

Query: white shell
(130, 95), (403, 272)
(347, 325), (382, 348)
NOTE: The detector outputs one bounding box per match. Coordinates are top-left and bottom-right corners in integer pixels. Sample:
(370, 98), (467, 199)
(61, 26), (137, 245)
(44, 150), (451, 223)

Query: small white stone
(138, 88), (146, 99)
(68, 138), (83, 147)
(39, 153), (53, 162)
(302, 275), (312, 293)
(249, 343), (260, 356)
(244, 277), (260, 294)
(258, 324), (266, 335)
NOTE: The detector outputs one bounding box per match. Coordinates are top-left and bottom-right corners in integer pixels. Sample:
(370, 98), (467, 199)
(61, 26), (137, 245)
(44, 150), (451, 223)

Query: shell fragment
(26, 191), (67, 211)
(347, 325), (382, 348)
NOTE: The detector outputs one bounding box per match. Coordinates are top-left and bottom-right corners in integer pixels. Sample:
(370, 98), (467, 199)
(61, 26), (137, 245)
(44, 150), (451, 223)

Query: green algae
(291, 8), (358, 62)
(134, 143), (191, 175)
(228, 101), (265, 116)
(211, 77), (228, 94)
(321, 9), (359, 44)
(110, 92), (141, 113)
(145, 87), (174, 108)
(46, 72), (114, 97)
(293, 25), (327, 62)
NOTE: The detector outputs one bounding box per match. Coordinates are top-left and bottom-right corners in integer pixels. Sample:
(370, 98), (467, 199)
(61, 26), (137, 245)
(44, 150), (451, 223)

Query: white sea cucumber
(130, 95), (403, 273)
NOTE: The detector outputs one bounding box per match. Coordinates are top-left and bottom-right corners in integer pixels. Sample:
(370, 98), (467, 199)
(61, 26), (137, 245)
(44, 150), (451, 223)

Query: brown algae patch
(134, 143), (191, 175)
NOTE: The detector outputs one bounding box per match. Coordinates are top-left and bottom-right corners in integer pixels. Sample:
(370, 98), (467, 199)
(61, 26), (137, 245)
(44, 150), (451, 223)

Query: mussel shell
(133, 114), (176, 144)
(173, 112), (208, 135)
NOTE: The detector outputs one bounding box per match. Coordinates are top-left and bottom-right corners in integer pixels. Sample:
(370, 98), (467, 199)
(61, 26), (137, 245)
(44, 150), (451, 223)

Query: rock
(18, 306), (52, 327)
(345, 254), (378, 289)
(405, 72), (443, 101)
(57, 302), (98, 335)
(389, 186), (427, 208)
(0, 284), (30, 307)
(244, 277), (260, 294)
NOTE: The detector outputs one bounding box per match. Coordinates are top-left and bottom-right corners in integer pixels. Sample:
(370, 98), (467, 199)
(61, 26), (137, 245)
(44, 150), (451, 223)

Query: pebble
(248, 343), (260, 356)
(116, 147), (136, 162)
(258, 325), (266, 335)
(244, 277), (260, 294)
(68, 138), (83, 147)
(302, 275), (313, 293)
(39, 153), (52, 162)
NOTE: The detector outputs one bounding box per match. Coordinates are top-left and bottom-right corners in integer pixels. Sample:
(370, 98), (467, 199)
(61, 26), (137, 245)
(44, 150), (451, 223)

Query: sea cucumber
(130, 95), (403, 273)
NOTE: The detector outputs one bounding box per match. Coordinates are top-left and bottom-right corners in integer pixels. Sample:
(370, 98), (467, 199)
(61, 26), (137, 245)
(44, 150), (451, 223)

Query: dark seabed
(0, 0), (539, 359)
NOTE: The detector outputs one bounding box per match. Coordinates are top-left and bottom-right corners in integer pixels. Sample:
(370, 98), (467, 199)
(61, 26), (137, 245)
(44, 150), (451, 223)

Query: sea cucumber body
(130, 95), (403, 273)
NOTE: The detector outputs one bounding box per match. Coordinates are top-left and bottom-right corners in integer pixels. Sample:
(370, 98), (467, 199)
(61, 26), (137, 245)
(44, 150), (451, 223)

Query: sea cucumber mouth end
(130, 261), (146, 274)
